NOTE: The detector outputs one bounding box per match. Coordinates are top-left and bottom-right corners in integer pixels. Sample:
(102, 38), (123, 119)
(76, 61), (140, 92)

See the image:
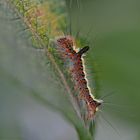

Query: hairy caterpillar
(55, 36), (103, 120)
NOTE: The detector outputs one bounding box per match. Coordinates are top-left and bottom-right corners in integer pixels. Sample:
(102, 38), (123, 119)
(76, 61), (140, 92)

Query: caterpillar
(55, 36), (103, 120)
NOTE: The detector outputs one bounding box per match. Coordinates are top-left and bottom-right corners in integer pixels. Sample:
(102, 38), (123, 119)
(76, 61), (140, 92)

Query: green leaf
(0, 1), (93, 140)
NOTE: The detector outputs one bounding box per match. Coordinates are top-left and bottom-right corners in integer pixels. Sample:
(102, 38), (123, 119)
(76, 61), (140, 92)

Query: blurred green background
(0, 0), (140, 140)
(70, 0), (140, 140)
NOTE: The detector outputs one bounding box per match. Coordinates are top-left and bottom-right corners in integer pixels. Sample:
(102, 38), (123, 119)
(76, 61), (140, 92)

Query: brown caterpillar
(55, 35), (103, 120)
